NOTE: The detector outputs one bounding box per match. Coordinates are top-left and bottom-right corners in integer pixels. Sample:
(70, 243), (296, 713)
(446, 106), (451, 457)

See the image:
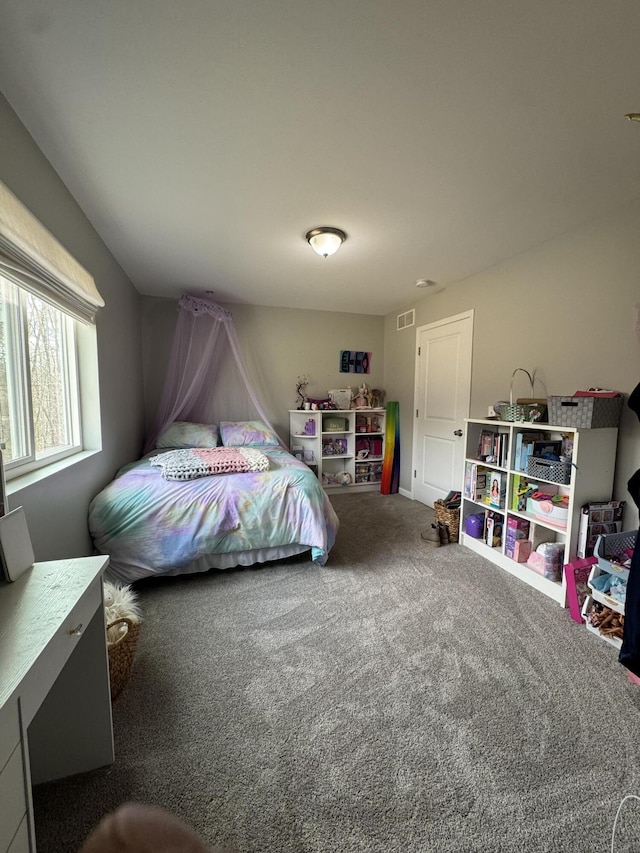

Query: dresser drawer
(19, 577), (102, 725)
(0, 743), (27, 853)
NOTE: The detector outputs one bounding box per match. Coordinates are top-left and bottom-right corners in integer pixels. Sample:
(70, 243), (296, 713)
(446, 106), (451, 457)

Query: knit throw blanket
(149, 447), (270, 481)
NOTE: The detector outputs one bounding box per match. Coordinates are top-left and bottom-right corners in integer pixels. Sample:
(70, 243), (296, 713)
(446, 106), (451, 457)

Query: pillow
(156, 421), (219, 449)
(219, 420), (280, 447)
(149, 447), (269, 480)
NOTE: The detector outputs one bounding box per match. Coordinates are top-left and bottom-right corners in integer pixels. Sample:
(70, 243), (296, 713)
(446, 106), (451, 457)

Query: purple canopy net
(144, 294), (282, 454)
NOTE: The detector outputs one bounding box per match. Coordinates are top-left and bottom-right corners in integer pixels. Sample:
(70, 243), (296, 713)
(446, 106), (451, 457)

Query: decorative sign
(339, 351), (371, 374)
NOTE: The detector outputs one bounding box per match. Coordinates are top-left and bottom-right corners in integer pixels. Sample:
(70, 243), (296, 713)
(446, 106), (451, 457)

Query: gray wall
(141, 297), (385, 444)
(0, 93), (145, 560)
(384, 199), (640, 525)
(5, 78), (639, 553)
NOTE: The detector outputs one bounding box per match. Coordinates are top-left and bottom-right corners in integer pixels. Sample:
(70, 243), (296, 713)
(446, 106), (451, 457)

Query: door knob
(453, 429), (463, 436)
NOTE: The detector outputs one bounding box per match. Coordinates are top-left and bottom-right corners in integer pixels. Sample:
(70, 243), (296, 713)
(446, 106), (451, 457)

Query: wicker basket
(434, 500), (460, 542)
(496, 368), (547, 423)
(107, 617), (141, 700)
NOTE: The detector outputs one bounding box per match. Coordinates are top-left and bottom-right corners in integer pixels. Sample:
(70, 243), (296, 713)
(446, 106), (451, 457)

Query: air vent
(397, 309), (415, 331)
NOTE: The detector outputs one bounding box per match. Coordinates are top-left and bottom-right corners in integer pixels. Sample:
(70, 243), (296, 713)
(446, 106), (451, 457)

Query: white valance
(0, 180), (104, 324)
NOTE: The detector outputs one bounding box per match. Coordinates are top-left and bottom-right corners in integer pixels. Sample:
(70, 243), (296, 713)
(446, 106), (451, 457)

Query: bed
(88, 420), (339, 584)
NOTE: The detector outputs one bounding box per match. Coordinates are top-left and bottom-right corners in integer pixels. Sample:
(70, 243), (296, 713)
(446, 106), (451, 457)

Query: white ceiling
(1, 1), (640, 316)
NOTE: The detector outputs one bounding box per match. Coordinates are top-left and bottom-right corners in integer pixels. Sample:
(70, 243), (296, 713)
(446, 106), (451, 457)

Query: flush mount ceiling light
(626, 113), (640, 122)
(415, 279), (436, 288)
(305, 227), (347, 258)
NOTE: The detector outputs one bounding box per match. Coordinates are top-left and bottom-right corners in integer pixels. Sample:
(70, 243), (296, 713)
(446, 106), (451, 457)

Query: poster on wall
(339, 351), (371, 374)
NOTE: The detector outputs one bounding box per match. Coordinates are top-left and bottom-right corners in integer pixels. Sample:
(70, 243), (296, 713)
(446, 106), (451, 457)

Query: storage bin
(529, 542), (564, 581)
(495, 368), (547, 422)
(587, 562), (626, 615)
(464, 513), (484, 539)
(547, 395), (623, 429)
(526, 455), (571, 484)
(529, 495), (569, 528)
(434, 499), (460, 542)
(368, 462), (383, 480)
(107, 617), (141, 700)
(323, 416), (348, 431)
(581, 595), (623, 649)
(593, 529), (637, 581)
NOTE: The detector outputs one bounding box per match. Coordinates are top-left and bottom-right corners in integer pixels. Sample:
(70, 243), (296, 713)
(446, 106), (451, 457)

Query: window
(0, 276), (81, 477)
(0, 178), (104, 481)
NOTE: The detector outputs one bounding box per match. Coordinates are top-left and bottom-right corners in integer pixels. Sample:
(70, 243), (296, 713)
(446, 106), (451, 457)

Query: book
(487, 471), (505, 508)
(513, 433), (523, 470)
(512, 476), (541, 512)
(516, 431), (546, 470)
(464, 462), (477, 500)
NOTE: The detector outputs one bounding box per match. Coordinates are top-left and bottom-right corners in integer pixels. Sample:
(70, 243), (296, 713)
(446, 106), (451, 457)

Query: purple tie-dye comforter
(89, 447), (339, 583)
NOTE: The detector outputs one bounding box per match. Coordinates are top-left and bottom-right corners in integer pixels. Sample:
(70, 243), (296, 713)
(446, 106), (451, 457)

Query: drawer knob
(68, 623), (83, 636)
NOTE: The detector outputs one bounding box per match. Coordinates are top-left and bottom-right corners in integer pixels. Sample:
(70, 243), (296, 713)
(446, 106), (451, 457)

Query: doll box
(564, 556), (597, 623)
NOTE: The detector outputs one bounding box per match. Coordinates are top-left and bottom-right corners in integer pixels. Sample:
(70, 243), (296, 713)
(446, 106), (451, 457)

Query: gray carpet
(33, 492), (640, 852)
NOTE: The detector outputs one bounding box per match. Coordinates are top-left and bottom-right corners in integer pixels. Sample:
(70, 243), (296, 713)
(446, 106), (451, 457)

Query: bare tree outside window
(26, 293), (69, 454)
(0, 279), (79, 472)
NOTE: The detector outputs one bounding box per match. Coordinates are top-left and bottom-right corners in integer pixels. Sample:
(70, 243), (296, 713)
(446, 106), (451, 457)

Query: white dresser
(0, 556), (114, 852)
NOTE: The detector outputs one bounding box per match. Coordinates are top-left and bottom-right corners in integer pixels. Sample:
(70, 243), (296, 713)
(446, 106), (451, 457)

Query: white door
(413, 311), (473, 506)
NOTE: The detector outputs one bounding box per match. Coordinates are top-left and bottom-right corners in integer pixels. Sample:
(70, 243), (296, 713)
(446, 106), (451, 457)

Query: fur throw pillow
(104, 581), (142, 643)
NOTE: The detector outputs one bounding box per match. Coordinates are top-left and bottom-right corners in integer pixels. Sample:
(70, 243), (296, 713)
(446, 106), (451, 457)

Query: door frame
(410, 309), (474, 502)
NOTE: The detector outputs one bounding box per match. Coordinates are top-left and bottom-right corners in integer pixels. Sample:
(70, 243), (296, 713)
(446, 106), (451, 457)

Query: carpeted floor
(33, 492), (640, 852)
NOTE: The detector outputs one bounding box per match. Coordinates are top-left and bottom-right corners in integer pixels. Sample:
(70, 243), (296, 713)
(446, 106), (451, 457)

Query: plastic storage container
(581, 595), (623, 649)
(587, 562), (626, 615)
(593, 529), (637, 581)
(465, 513), (485, 539)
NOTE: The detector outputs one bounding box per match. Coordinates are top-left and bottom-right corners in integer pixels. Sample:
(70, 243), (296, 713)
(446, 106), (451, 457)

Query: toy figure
(351, 382), (372, 408)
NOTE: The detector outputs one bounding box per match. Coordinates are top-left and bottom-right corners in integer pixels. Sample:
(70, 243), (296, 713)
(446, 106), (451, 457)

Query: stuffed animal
(104, 581), (142, 643)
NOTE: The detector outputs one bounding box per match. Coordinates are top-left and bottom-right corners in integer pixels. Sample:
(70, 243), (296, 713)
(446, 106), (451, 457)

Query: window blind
(0, 180), (104, 324)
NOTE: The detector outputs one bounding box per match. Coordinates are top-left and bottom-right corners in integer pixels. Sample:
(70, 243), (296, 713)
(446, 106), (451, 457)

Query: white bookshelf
(460, 418), (618, 605)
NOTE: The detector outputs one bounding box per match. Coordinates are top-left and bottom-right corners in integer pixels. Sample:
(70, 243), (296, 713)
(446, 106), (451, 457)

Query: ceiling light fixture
(415, 279), (436, 288)
(625, 113), (640, 122)
(305, 227), (347, 258)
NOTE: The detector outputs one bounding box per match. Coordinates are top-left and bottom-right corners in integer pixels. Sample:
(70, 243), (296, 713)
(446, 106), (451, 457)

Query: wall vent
(397, 309), (415, 331)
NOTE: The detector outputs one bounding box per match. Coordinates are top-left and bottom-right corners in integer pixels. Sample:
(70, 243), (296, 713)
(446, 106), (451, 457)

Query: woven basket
(434, 500), (460, 542)
(107, 617), (141, 700)
(496, 369), (547, 423)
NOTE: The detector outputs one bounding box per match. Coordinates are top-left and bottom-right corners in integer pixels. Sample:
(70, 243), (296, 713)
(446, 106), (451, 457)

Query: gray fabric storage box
(526, 456), (572, 484)
(547, 395), (623, 429)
